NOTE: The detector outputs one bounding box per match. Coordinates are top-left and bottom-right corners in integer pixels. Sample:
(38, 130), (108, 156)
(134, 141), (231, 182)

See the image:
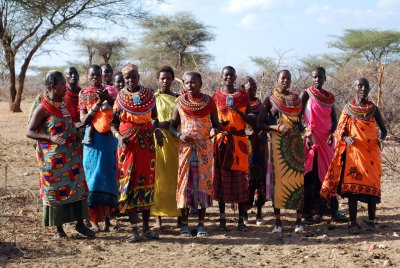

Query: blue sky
(31, 0), (400, 74)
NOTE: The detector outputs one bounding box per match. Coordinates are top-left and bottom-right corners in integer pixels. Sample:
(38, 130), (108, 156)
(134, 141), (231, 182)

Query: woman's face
(124, 70), (140, 90)
(277, 71), (291, 90)
(221, 68), (236, 88)
(88, 67), (102, 87)
(312, 69), (325, 89)
(245, 79), (257, 99)
(355, 78), (370, 102)
(184, 75), (202, 96)
(102, 65), (113, 84)
(114, 74), (125, 91)
(53, 76), (66, 99)
(65, 67), (79, 87)
(158, 71), (173, 92)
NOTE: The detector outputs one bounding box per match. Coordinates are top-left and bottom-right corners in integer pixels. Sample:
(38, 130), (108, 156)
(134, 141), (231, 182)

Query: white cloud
(239, 14), (258, 29)
(377, 0), (400, 9)
(224, 0), (293, 14)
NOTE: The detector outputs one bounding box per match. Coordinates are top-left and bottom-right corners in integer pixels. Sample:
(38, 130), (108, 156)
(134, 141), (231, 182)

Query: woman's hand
(154, 128), (165, 147)
(96, 88), (109, 102)
(50, 135), (66, 145)
(278, 122), (292, 135)
(117, 135), (127, 148)
(179, 133), (194, 143)
(343, 136), (354, 147)
(326, 133), (334, 145)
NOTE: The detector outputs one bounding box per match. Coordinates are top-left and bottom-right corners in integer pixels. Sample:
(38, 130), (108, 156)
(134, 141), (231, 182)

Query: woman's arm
(374, 107), (387, 140)
(152, 106), (164, 147)
(26, 104), (65, 145)
(168, 107), (181, 139)
(80, 99), (102, 126)
(231, 104), (255, 127)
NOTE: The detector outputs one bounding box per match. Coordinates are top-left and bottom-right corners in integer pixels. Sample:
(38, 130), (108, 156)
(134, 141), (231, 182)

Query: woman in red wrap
(111, 63), (164, 242)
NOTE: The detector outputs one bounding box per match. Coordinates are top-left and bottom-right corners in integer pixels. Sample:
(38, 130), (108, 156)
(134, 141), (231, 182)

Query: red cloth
(65, 88), (81, 122)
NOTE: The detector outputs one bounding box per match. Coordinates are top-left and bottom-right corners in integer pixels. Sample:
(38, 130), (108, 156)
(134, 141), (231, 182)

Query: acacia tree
(329, 29), (400, 106)
(0, 0), (150, 112)
(133, 12), (215, 71)
(77, 37), (127, 68)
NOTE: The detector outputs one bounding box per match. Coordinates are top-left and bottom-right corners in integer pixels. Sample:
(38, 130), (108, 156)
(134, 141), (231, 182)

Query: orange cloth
(321, 109), (382, 200)
(214, 105), (249, 172)
(176, 110), (214, 207)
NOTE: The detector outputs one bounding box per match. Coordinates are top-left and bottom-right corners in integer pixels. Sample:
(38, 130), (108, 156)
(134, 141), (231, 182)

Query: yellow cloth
(151, 92), (180, 216)
(270, 113), (304, 209)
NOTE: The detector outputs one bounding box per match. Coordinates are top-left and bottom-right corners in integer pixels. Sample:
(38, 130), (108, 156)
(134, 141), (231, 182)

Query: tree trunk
(7, 57), (22, 112)
(376, 64), (384, 107)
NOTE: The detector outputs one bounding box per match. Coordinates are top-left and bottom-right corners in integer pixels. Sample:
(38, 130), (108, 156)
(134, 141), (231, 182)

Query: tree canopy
(330, 29), (400, 65)
(329, 29), (400, 106)
(0, 0), (150, 112)
(132, 12), (215, 71)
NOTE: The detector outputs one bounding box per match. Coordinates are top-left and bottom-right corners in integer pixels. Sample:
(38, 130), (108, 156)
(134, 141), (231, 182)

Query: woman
(259, 69), (304, 233)
(111, 63), (164, 242)
(170, 71), (219, 237)
(321, 77), (387, 234)
(301, 67), (346, 224)
(26, 71), (94, 239)
(151, 66), (181, 229)
(243, 76), (266, 225)
(213, 66), (254, 231)
(79, 65), (118, 232)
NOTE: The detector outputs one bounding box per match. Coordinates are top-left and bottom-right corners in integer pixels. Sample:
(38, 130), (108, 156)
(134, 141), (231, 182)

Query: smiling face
(354, 78), (370, 102)
(277, 70), (292, 91)
(87, 67), (102, 87)
(312, 69), (325, 90)
(123, 69), (140, 91)
(158, 71), (173, 93)
(65, 67), (79, 89)
(244, 78), (257, 99)
(221, 67), (236, 90)
(184, 74), (202, 97)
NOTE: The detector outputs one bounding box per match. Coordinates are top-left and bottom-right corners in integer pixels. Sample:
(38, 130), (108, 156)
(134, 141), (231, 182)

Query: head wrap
(122, 62), (139, 76)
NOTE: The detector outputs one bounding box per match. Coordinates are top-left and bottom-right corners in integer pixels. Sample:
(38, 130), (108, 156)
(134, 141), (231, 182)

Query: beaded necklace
(307, 87), (335, 107)
(117, 85), (155, 114)
(346, 99), (376, 120)
(270, 88), (302, 117)
(42, 93), (71, 118)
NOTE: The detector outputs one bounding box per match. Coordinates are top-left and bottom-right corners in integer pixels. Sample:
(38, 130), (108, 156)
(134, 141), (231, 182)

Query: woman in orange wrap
(170, 72), (219, 237)
(111, 63), (164, 242)
(320, 77), (387, 234)
(213, 66), (255, 231)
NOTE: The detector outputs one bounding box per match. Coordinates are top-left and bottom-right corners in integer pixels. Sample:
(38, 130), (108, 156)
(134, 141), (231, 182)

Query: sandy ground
(0, 100), (399, 268)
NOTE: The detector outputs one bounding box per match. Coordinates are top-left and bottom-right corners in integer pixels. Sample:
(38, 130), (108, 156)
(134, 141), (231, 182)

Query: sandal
(332, 211), (348, 222)
(125, 229), (141, 243)
(217, 219), (229, 231)
(180, 225), (192, 237)
(237, 222), (248, 231)
(75, 224), (96, 238)
(142, 229), (159, 240)
(365, 220), (376, 232)
(55, 230), (68, 239)
(348, 222), (361, 235)
(196, 226), (208, 237)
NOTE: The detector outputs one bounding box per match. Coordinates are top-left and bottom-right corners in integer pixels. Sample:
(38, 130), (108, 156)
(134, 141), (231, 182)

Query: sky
(31, 0), (400, 75)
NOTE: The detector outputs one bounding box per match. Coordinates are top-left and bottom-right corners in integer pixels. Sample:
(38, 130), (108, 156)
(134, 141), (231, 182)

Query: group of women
(27, 62), (387, 241)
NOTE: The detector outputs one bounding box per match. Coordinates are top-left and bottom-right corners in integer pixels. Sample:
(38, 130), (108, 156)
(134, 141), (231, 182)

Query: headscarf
(122, 62), (139, 76)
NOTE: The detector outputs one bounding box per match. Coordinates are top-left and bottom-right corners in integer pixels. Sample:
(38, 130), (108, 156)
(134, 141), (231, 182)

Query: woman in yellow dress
(151, 66), (181, 228)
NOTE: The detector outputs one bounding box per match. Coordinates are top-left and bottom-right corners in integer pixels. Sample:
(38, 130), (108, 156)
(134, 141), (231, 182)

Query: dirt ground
(0, 100), (399, 268)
